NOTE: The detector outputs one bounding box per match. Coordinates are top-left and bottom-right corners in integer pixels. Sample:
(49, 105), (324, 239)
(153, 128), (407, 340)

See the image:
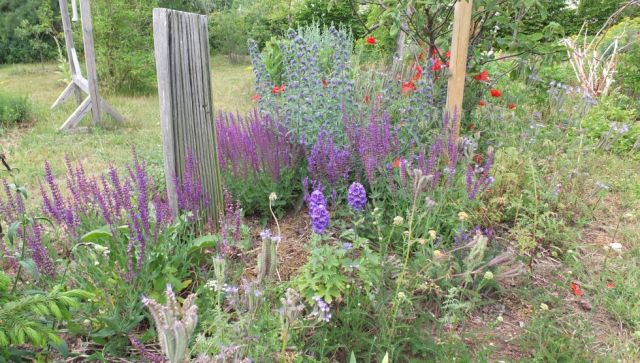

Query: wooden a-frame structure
(52, 0), (124, 131)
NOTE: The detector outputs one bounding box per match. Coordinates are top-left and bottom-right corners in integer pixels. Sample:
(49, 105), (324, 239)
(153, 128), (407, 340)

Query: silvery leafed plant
(142, 285), (198, 363)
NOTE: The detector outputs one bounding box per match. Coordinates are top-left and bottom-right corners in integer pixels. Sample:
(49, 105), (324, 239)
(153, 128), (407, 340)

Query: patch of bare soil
(242, 210), (311, 281)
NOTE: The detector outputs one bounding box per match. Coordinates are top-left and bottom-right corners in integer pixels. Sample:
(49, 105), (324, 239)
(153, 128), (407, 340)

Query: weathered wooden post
(446, 0), (474, 139)
(52, 0), (124, 131)
(152, 8), (224, 227)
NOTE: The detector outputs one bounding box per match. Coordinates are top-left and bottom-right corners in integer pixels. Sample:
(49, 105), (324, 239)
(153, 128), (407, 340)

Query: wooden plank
(57, 0), (82, 105)
(51, 82), (78, 108)
(59, 97), (92, 131)
(152, 8), (224, 226)
(153, 8), (179, 215)
(79, 0), (101, 125)
(445, 0), (474, 138)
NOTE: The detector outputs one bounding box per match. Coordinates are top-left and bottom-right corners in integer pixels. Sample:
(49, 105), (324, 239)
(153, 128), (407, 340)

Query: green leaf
(381, 352), (390, 363)
(349, 351), (357, 363)
(188, 235), (219, 253)
(80, 227), (113, 242)
(18, 259), (39, 279)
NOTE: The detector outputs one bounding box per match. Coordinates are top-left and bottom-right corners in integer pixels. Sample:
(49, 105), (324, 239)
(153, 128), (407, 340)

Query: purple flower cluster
(1, 179), (55, 277)
(344, 105), (400, 186)
(347, 182), (367, 212)
(174, 150), (207, 219)
(308, 190), (329, 234)
(307, 132), (351, 188)
(38, 150), (182, 279)
(466, 151), (495, 200)
(219, 188), (242, 252)
(216, 110), (301, 181)
(311, 295), (332, 322)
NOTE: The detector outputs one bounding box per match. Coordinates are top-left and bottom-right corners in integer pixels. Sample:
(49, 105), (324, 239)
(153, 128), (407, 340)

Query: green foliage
(91, 0), (158, 94)
(577, 0), (639, 32)
(0, 0), (60, 64)
(208, 0), (290, 57)
(603, 17), (640, 98)
(223, 167), (302, 218)
(582, 95), (639, 154)
(0, 91), (31, 130)
(294, 242), (348, 303)
(293, 0), (366, 40)
(0, 281), (92, 354)
(208, 10), (250, 60)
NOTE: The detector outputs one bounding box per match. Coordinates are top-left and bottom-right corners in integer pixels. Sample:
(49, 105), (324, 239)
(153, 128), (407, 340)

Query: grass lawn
(0, 56), (254, 189)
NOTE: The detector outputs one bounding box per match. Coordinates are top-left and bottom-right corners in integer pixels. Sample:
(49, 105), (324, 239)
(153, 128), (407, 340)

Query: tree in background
(15, 0), (61, 69)
(578, 0), (639, 32)
(0, 0), (61, 64)
(91, 0), (158, 94)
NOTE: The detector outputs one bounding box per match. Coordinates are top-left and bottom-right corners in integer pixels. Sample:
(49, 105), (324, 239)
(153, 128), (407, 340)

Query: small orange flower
(393, 158), (402, 168)
(366, 36), (376, 45)
(478, 100), (486, 107)
(322, 79), (328, 88)
(251, 94), (260, 102)
(468, 123), (475, 131)
(508, 103), (517, 110)
(490, 88), (502, 98)
(445, 50), (451, 58)
(607, 281), (615, 289)
(474, 154), (483, 164)
(363, 95), (370, 104)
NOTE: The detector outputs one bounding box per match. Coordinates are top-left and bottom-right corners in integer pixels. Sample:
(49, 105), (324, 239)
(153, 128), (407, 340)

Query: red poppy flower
(445, 50), (451, 58)
(478, 100), (486, 107)
(474, 70), (490, 82)
(474, 154), (483, 164)
(322, 79), (328, 88)
(508, 103), (517, 110)
(363, 95), (370, 104)
(431, 58), (443, 72)
(571, 282), (584, 296)
(468, 123), (475, 131)
(401, 81), (417, 95)
(251, 94), (260, 102)
(272, 84), (285, 94)
(431, 47), (439, 56)
(490, 88), (502, 98)
(393, 158), (402, 168)
(412, 65), (423, 81)
(366, 36), (376, 45)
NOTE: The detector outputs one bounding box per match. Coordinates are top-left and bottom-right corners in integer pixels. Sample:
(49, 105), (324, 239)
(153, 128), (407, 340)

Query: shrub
(0, 91), (31, 129)
(582, 95), (639, 154)
(216, 110), (303, 217)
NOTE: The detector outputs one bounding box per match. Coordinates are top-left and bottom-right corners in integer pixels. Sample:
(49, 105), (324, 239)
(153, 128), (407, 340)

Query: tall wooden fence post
(153, 8), (224, 227)
(446, 0), (474, 139)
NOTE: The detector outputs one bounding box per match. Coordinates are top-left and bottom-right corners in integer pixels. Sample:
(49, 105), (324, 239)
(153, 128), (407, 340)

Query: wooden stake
(79, 0), (101, 125)
(446, 0), (474, 138)
(57, 0), (82, 105)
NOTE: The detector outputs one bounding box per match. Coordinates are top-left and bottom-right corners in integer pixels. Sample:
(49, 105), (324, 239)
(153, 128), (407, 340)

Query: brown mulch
(242, 210), (311, 282)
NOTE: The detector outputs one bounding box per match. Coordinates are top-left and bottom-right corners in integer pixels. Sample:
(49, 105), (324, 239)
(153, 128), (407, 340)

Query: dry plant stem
(269, 198), (282, 282)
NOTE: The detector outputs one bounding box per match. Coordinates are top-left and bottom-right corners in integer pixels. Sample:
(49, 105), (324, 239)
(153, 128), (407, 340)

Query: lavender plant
(216, 110), (302, 216)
